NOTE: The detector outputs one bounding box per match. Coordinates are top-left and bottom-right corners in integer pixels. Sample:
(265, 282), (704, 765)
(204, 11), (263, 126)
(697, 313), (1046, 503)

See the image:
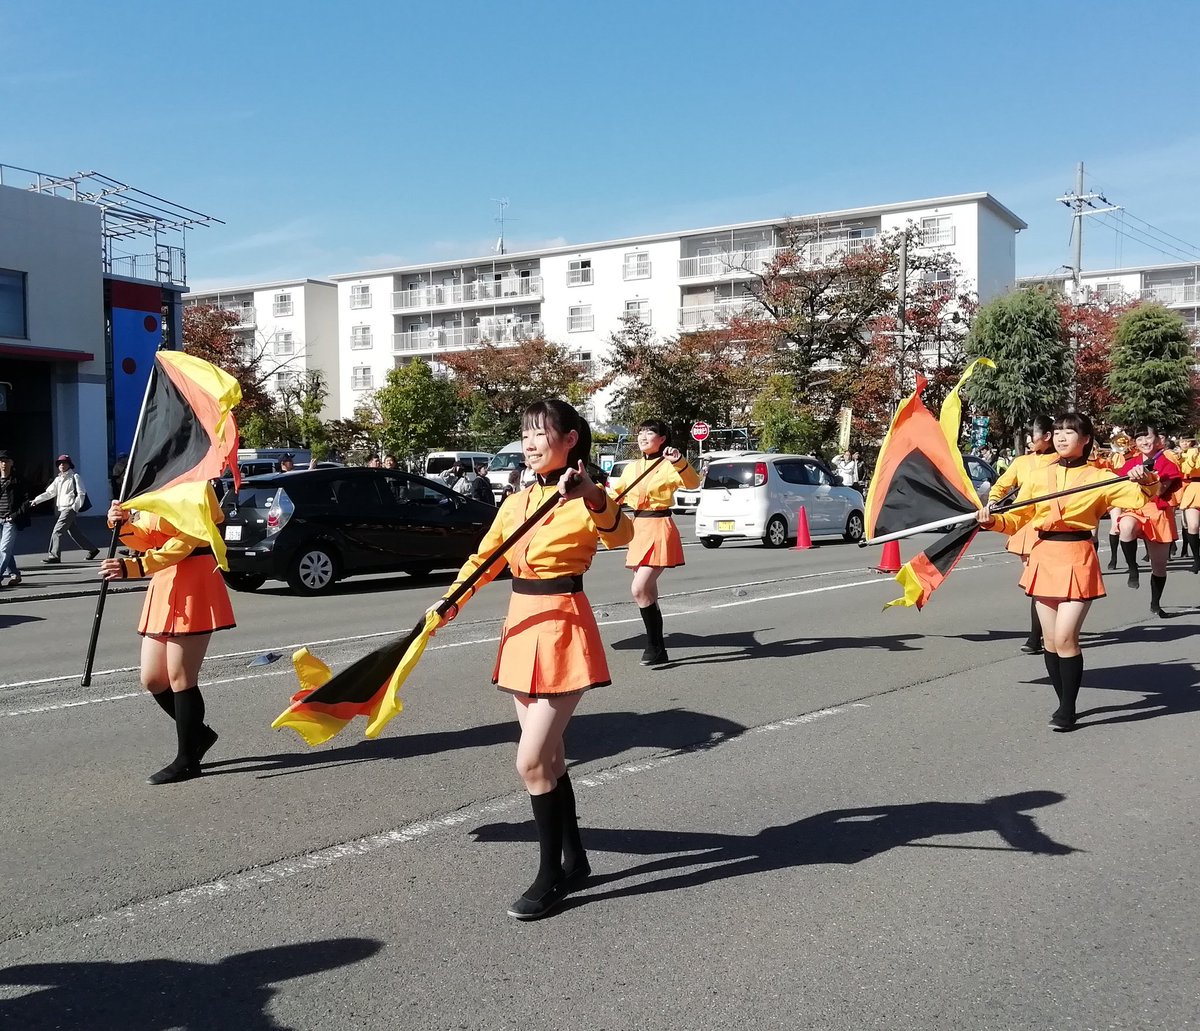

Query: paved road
(1, 531), (1197, 1030)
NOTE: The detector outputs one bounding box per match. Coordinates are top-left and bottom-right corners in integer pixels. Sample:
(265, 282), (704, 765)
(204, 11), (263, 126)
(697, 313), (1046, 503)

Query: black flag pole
(860, 473), (1140, 548)
(80, 356), (161, 687)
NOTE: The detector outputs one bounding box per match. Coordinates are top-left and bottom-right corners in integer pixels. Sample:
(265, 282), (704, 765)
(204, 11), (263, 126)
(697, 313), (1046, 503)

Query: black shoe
(1127, 570), (1140, 589)
(1020, 642), (1044, 655)
(86, 549), (99, 561)
(507, 879), (566, 920)
(1106, 556), (1118, 570)
(41, 557), (61, 565)
(147, 760), (202, 785)
(639, 649), (669, 667)
(1049, 713), (1077, 732)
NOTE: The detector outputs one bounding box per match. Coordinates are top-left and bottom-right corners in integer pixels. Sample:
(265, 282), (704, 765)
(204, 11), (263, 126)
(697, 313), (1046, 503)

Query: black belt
(632, 509), (672, 519)
(511, 575), (584, 595)
(1187, 477), (1200, 483)
(1037, 530), (1093, 541)
(189, 546), (215, 558)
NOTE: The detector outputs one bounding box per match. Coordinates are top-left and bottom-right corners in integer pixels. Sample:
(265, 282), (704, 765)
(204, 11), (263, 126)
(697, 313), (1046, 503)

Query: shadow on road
(0, 613), (44, 629)
(1072, 659), (1200, 729)
(472, 790), (1077, 910)
(0, 936), (381, 1031)
(203, 707), (747, 780)
(609, 628), (924, 666)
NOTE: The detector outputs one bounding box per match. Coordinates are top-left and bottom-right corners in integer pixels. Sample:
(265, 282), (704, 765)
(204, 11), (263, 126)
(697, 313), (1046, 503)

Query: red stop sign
(690, 421), (710, 442)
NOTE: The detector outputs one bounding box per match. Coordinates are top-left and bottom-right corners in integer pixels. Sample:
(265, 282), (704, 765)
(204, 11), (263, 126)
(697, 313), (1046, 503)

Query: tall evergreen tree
(1106, 304), (1194, 431)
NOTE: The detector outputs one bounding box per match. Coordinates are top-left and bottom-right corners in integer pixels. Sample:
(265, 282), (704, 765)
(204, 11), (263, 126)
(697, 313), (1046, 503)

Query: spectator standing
(470, 462), (495, 504)
(0, 450), (32, 586)
(31, 454), (98, 564)
(278, 453), (295, 473)
(366, 455), (381, 468)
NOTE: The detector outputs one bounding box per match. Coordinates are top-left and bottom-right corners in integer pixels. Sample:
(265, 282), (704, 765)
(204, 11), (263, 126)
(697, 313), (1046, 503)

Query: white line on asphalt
(86, 702), (867, 929)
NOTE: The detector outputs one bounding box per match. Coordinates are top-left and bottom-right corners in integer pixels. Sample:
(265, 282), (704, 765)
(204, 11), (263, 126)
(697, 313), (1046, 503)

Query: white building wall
(336, 273), (393, 413)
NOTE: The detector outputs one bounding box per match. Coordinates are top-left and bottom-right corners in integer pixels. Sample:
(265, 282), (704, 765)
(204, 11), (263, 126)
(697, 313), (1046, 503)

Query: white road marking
(86, 702), (867, 928)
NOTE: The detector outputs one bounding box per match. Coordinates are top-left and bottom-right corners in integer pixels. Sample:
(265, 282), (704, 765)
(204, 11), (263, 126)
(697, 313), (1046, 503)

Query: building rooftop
(184, 277), (336, 299)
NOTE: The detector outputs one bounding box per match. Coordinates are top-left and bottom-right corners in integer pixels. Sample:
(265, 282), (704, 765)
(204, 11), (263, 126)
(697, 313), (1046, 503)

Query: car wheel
(700, 535), (723, 549)
(286, 545), (339, 595)
(843, 511), (865, 543)
(222, 572), (266, 593)
(404, 564), (434, 579)
(763, 515), (789, 549)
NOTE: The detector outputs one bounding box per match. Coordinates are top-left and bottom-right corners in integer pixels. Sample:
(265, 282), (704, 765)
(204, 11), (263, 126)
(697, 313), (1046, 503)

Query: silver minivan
(694, 453), (865, 548)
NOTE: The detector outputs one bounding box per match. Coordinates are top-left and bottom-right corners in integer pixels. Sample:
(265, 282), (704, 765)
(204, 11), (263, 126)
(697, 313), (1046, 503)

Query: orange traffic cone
(874, 539), (901, 574)
(794, 506), (812, 550)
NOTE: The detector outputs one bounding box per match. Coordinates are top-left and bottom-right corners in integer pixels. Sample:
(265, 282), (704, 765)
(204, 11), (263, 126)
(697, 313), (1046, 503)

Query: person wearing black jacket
(469, 462), (495, 505)
(0, 450), (31, 587)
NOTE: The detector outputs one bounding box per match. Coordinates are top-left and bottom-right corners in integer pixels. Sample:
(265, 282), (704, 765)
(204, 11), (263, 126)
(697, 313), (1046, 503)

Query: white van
(425, 451), (494, 480)
(486, 441), (529, 501)
(694, 453), (865, 548)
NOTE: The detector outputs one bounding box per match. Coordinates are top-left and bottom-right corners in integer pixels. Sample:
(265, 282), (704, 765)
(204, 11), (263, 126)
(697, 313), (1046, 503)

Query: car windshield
(488, 452), (525, 472)
(703, 463), (756, 489)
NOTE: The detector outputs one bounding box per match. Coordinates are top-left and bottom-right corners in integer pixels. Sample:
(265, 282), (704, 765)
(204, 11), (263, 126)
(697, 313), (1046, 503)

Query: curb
(0, 584), (146, 605)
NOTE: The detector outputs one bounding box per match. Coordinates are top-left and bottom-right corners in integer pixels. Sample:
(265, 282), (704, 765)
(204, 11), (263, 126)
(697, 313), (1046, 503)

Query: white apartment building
(183, 279), (340, 420)
(1020, 261), (1200, 331)
(329, 193), (1025, 429)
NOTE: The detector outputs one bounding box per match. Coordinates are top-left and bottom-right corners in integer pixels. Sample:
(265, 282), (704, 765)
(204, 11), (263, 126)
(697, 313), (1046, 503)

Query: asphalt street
(1, 525), (1197, 1030)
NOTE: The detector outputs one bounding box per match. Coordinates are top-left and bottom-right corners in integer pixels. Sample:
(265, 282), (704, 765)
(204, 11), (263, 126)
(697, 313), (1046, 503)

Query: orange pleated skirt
(1005, 522), (1039, 559)
(492, 587), (610, 696)
(1176, 481), (1200, 509)
(138, 555), (236, 637)
(1123, 503), (1177, 543)
(626, 513), (686, 569)
(1019, 539), (1106, 601)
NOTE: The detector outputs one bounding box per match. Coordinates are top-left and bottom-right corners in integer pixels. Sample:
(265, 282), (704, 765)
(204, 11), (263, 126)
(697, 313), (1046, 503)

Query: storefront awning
(0, 343), (95, 362)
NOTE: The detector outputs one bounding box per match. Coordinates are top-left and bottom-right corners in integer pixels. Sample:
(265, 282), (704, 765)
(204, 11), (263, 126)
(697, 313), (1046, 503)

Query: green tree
(750, 375), (824, 453)
(277, 370), (330, 455)
(372, 360), (465, 466)
(963, 289), (1069, 446)
(1106, 304), (1195, 431)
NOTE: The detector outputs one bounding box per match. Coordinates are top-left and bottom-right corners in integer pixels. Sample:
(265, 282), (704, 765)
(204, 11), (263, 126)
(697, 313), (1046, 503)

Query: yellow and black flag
(865, 358), (993, 609)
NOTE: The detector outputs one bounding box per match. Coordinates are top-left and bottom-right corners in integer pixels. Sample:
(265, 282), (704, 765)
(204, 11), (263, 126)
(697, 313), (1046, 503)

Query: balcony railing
(188, 301), (256, 327)
(1141, 283), (1199, 305)
(567, 312), (594, 333)
(391, 321), (544, 353)
(349, 291), (372, 309)
(678, 299), (754, 330)
(273, 301), (294, 317)
(678, 237), (878, 279)
(391, 276), (543, 311)
(918, 225), (956, 248)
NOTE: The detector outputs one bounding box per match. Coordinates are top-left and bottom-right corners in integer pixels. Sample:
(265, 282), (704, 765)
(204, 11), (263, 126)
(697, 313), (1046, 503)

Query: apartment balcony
(391, 276), (543, 312)
(917, 226), (956, 248)
(392, 321), (544, 353)
(678, 299), (755, 331)
(677, 237), (879, 280)
(1141, 283), (1200, 306)
(188, 301), (256, 328)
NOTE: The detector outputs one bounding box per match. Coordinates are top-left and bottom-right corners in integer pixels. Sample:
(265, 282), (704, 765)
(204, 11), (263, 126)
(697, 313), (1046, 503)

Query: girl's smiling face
(522, 416), (578, 475)
(1135, 430), (1160, 457)
(1053, 426), (1088, 459)
(637, 428), (667, 455)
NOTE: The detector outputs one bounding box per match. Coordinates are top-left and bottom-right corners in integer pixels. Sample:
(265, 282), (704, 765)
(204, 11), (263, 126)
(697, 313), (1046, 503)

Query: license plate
(224, 525), (242, 541)
(717, 520), (735, 532)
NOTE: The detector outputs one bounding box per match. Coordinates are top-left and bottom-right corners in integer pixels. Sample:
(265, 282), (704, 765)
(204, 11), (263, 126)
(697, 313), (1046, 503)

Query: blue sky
(4, 0), (1198, 291)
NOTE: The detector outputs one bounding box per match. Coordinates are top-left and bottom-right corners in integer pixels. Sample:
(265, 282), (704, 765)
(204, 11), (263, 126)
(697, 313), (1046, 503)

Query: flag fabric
(866, 359), (992, 610)
(123, 351), (241, 569)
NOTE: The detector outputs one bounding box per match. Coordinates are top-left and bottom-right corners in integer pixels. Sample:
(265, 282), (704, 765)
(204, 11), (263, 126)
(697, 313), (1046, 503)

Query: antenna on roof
(492, 198), (514, 255)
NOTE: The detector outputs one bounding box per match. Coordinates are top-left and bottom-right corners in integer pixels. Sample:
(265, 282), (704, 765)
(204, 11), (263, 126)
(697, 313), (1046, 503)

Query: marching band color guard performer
(433, 399), (632, 920)
(1176, 437), (1200, 572)
(1115, 424), (1181, 615)
(607, 420), (700, 666)
(978, 413), (1154, 731)
(988, 415), (1056, 654)
(99, 487), (233, 783)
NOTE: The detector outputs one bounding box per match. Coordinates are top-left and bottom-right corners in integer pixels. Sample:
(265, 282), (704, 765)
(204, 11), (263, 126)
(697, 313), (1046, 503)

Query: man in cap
(0, 450), (32, 586)
(31, 454), (99, 563)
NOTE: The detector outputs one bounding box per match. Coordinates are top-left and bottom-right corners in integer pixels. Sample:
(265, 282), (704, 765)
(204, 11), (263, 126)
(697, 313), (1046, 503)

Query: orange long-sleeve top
(608, 455), (700, 511)
(989, 460), (1152, 537)
(1174, 447), (1200, 478)
(444, 479), (633, 606)
(987, 451), (1057, 503)
(111, 490), (224, 578)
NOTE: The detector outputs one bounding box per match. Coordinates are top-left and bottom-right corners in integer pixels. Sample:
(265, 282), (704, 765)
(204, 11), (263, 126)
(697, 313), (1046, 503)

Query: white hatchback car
(694, 453), (866, 548)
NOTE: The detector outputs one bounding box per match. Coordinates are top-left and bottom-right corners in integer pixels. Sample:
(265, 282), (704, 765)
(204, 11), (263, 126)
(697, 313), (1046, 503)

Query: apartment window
(623, 252), (651, 280)
(0, 269), (27, 338)
(919, 215), (955, 247)
(1094, 282), (1124, 301)
(273, 291), (294, 316)
(350, 284), (372, 309)
(351, 325), (373, 349)
(624, 298), (652, 323)
(567, 259), (593, 287)
(925, 269), (956, 293)
(274, 331), (295, 356)
(351, 366), (374, 390)
(568, 305), (594, 333)
(276, 370), (300, 391)
(574, 349), (595, 376)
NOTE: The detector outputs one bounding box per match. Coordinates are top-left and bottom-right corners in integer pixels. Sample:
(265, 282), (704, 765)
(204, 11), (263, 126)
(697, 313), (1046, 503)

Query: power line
(1082, 166), (1200, 261)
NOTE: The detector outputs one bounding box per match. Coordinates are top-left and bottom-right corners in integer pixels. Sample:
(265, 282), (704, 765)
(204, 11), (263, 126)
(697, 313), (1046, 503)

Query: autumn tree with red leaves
(1054, 293), (1139, 433)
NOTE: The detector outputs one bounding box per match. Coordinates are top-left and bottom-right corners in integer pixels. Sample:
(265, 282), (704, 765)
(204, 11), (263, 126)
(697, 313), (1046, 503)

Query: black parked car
(219, 467), (495, 595)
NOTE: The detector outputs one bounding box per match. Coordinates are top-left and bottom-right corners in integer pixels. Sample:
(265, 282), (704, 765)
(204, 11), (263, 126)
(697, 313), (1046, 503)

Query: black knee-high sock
(1120, 540), (1140, 585)
(639, 603), (664, 651)
(1190, 533), (1200, 573)
(1043, 651), (1062, 708)
(1058, 654), (1083, 722)
(1108, 533), (1119, 565)
(152, 690), (175, 718)
(524, 789), (564, 898)
(1150, 574), (1166, 612)
(1027, 598), (1042, 649)
(173, 686), (205, 761)
(557, 770), (586, 874)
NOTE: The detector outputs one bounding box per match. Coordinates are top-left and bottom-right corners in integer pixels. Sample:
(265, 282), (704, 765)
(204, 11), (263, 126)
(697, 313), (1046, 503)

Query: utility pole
(1056, 161), (1120, 297)
(896, 231), (908, 397)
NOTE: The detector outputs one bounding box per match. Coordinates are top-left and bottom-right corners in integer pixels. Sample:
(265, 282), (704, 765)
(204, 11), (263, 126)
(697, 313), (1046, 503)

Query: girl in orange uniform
(978, 413), (1153, 731)
(1116, 424), (1182, 615)
(1104, 434), (1131, 570)
(607, 420), (700, 666)
(434, 399), (632, 920)
(988, 415), (1056, 654)
(1174, 438), (1200, 571)
(99, 485), (233, 783)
